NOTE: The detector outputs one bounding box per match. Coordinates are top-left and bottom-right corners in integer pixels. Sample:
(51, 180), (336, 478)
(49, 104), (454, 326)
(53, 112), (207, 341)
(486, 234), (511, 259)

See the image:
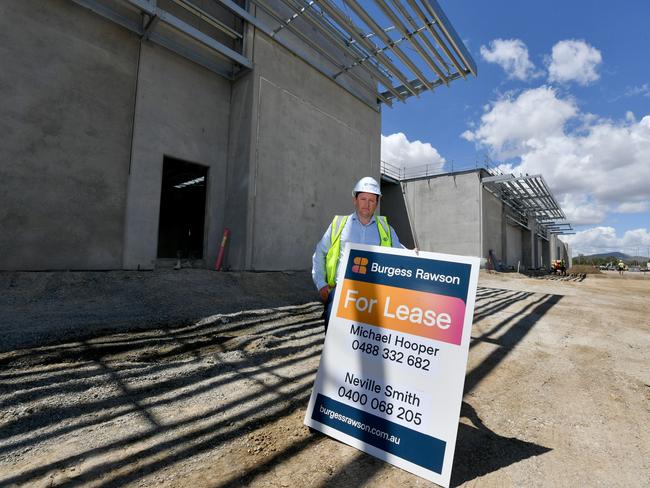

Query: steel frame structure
(253, 0), (476, 105)
(71, 0), (475, 106)
(481, 173), (574, 236)
(72, 0), (253, 79)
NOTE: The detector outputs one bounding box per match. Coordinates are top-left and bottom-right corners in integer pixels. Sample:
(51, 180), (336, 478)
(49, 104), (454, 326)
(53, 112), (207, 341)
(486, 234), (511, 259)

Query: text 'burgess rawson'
(370, 263), (461, 285)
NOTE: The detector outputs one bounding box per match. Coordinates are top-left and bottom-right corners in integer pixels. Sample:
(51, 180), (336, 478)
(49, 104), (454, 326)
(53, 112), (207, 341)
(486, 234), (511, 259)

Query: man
(311, 176), (404, 331)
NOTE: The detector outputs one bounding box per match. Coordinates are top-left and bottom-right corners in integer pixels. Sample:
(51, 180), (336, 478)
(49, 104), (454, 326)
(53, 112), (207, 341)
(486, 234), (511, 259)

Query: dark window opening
(157, 157), (208, 259)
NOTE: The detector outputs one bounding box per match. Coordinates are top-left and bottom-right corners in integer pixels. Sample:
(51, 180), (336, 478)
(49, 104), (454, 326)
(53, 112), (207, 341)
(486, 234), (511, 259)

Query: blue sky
(379, 0), (650, 257)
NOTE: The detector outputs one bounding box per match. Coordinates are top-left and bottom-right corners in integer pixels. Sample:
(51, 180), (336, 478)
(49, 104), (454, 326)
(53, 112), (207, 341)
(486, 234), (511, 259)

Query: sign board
(304, 243), (480, 487)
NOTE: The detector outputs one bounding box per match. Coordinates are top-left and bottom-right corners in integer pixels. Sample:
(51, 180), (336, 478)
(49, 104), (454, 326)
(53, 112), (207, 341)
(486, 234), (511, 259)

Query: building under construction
(1, 0), (476, 271)
(381, 165), (572, 271)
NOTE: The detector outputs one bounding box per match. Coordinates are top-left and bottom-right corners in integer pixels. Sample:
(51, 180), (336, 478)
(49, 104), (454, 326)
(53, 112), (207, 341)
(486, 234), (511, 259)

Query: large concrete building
(381, 168), (572, 271)
(1, 0), (475, 271)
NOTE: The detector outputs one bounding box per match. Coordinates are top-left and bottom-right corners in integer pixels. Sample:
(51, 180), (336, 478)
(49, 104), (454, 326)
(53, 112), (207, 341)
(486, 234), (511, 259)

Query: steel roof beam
(390, 0), (450, 74)
(72, 0), (142, 33)
(148, 29), (236, 78)
(381, 69), (462, 99)
(405, 0), (465, 78)
(125, 0), (252, 68)
(271, 0), (318, 36)
(251, 0), (392, 105)
(155, 8), (251, 67)
(286, 0), (405, 101)
(171, 0), (242, 40)
(72, 0), (250, 77)
(317, 0), (416, 95)
(528, 178), (550, 200)
(486, 173), (566, 220)
(318, 0), (418, 97)
(341, 0), (433, 91)
(485, 173), (568, 221)
(482, 174), (515, 184)
(418, 0), (476, 77)
(373, 0), (448, 84)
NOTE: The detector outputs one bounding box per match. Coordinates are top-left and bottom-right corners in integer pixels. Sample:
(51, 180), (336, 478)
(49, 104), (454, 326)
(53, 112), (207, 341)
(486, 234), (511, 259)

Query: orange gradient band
(336, 279), (466, 345)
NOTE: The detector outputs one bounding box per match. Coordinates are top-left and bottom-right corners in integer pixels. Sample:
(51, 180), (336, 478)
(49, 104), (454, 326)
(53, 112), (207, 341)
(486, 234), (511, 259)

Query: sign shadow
(451, 401), (551, 487)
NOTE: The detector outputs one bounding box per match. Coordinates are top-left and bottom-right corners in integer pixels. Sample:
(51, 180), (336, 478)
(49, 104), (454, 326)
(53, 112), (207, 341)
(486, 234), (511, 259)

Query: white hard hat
(352, 176), (382, 197)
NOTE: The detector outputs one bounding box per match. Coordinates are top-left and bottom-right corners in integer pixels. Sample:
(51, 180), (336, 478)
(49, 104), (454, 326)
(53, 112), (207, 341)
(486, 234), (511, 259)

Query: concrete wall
(0, 0), (138, 270)
(1, 1), (383, 272)
(222, 68), (256, 271)
(550, 235), (571, 265)
(381, 170), (567, 272)
(541, 237), (550, 268)
(402, 172), (481, 257)
(482, 188), (503, 264)
(505, 223), (523, 270)
(123, 42), (231, 270)
(522, 218), (535, 270)
(380, 181), (415, 249)
(238, 32), (381, 270)
(536, 237), (544, 268)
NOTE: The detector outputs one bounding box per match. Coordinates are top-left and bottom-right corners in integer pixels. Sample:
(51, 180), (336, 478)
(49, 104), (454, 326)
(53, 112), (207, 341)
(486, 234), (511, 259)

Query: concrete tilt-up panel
(230, 31), (381, 271)
(0, 0), (138, 270)
(401, 172), (481, 257)
(123, 42), (231, 270)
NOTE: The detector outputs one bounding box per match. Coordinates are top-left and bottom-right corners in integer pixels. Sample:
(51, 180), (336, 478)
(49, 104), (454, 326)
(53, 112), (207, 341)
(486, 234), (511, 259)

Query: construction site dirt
(1, 269), (648, 487)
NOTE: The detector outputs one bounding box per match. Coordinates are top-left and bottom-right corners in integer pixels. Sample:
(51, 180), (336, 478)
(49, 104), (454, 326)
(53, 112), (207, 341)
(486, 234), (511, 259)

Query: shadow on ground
(0, 303), (324, 487)
(0, 280), (562, 486)
(450, 402), (551, 487)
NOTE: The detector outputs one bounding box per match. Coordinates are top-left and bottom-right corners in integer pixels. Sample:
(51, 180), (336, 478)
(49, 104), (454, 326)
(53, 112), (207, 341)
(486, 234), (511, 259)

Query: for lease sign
(304, 243), (479, 487)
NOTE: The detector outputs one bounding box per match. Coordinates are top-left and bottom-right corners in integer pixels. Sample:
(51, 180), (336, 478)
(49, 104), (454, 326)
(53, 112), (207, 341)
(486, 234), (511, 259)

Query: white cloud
(564, 227), (650, 256)
(547, 40), (602, 85)
(615, 202), (649, 213)
(381, 132), (445, 171)
(624, 83), (650, 98)
(462, 88), (650, 226)
(559, 195), (608, 226)
(461, 86), (577, 158)
(480, 39), (540, 81)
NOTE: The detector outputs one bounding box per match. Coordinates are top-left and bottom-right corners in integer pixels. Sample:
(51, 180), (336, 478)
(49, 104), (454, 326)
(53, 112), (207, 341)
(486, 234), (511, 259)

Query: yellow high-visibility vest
(324, 214), (392, 288)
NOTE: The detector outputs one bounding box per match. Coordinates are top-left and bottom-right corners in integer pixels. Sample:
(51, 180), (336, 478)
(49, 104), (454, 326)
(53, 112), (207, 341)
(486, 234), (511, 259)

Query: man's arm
(389, 225), (403, 248)
(312, 225), (331, 301)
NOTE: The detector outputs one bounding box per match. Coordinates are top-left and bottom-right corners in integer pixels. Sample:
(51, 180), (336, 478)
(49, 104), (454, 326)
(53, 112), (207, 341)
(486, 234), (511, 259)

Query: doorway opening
(157, 157), (208, 261)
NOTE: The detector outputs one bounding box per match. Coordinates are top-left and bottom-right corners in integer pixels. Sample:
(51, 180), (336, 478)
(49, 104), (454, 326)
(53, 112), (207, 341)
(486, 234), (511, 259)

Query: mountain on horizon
(577, 251), (649, 261)
(582, 251), (630, 260)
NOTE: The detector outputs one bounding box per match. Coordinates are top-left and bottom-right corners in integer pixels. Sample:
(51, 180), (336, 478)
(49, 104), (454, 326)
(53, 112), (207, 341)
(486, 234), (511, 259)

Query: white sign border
(305, 243), (480, 487)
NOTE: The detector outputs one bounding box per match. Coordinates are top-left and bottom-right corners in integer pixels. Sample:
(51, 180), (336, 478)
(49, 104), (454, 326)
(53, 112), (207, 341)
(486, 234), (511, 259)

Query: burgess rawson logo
(351, 257), (368, 275)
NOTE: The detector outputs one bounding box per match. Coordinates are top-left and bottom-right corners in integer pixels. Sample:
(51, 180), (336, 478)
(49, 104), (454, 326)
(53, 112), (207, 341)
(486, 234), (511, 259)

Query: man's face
(354, 192), (378, 221)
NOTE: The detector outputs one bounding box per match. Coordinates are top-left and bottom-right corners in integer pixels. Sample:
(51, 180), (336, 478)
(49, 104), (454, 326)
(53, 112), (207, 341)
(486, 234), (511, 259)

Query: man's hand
(319, 286), (330, 303)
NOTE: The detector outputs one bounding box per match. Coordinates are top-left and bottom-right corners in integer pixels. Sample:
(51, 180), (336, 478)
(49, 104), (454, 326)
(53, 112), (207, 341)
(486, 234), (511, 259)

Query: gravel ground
(0, 269), (316, 352)
(0, 270), (648, 487)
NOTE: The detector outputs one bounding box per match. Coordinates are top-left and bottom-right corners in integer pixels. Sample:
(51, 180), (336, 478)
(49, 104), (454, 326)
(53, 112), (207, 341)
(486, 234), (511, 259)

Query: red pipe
(215, 228), (231, 271)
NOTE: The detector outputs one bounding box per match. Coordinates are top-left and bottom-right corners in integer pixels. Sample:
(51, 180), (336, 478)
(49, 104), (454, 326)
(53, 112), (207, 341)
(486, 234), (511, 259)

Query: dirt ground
(0, 269), (648, 487)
